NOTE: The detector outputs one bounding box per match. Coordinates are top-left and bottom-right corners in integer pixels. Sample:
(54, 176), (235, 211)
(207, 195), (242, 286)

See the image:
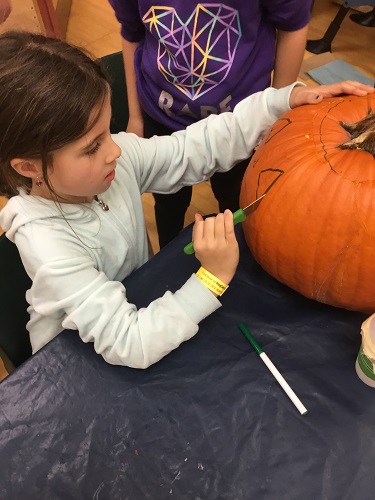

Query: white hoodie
(0, 85), (296, 368)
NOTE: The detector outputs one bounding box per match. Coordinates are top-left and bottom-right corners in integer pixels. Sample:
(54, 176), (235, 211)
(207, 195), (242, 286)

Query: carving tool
(183, 194), (265, 255)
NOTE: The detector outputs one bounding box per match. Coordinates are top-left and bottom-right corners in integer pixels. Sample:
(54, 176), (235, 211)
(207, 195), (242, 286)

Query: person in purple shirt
(109, 0), (312, 248)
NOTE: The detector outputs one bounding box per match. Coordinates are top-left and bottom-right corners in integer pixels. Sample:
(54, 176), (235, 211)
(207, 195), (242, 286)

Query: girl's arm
(119, 81), (374, 196)
(18, 213), (238, 369)
(122, 38), (144, 136)
(119, 85), (296, 196)
(272, 25), (309, 89)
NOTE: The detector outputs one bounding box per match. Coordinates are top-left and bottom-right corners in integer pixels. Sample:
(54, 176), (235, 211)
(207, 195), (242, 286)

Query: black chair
(0, 233), (32, 371)
(99, 51), (129, 134)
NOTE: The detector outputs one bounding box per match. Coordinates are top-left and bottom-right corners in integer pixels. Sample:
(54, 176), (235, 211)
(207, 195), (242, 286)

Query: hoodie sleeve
(17, 226), (220, 369)
(114, 84), (300, 195)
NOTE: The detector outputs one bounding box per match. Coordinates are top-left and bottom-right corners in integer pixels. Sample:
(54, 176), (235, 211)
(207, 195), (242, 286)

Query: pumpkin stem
(339, 110), (375, 158)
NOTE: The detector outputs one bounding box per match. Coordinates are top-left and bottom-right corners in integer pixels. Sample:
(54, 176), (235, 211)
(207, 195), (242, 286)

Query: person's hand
(193, 210), (239, 289)
(0, 0), (11, 24)
(126, 115), (144, 137)
(289, 81), (375, 109)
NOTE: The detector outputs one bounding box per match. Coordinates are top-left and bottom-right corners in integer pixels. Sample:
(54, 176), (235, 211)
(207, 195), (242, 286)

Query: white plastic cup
(355, 314), (375, 388)
(355, 347), (375, 388)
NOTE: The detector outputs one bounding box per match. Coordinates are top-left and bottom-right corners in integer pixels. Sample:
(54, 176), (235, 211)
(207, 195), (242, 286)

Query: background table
(0, 226), (373, 500)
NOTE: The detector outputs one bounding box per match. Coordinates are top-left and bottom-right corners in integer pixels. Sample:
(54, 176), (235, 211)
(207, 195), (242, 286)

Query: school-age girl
(0, 31), (373, 368)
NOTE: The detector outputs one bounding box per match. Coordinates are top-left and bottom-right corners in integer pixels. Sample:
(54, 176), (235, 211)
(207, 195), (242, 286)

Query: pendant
(94, 195), (109, 211)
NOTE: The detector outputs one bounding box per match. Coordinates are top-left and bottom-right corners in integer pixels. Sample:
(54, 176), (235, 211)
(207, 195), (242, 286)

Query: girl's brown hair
(0, 31), (110, 198)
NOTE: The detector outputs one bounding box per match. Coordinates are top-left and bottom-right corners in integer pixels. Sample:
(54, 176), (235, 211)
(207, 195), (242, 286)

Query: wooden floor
(0, 357), (7, 381)
(0, 0), (374, 382)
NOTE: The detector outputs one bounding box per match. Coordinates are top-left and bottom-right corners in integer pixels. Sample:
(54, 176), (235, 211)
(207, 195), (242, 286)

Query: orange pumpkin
(240, 93), (375, 313)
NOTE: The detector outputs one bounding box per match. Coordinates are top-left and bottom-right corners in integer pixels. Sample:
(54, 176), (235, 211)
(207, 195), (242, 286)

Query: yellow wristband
(195, 267), (229, 296)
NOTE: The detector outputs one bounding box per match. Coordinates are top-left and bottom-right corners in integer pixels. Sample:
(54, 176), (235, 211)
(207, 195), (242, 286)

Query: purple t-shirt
(109, 0), (311, 130)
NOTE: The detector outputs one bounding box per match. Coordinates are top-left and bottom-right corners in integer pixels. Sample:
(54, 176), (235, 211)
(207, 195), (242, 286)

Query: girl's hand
(192, 210), (239, 287)
(290, 80), (375, 108)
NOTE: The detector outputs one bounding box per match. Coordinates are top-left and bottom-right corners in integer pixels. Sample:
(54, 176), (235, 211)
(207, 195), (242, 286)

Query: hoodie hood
(0, 189), (94, 242)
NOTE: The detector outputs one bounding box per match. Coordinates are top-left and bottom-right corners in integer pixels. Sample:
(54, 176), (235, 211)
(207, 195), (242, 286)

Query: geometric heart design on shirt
(143, 4), (241, 100)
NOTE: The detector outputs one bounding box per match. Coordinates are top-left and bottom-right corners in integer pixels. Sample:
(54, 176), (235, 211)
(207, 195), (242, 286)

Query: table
(0, 226), (373, 500)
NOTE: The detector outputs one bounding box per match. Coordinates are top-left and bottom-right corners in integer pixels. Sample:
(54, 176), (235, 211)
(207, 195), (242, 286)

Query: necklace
(94, 195), (109, 211)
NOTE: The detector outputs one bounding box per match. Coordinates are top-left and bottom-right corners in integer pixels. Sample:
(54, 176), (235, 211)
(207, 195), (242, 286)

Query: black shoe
(349, 8), (375, 27)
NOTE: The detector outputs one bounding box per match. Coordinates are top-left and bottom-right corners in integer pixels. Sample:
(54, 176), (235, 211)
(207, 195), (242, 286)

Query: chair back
(100, 51), (129, 133)
(0, 233), (32, 368)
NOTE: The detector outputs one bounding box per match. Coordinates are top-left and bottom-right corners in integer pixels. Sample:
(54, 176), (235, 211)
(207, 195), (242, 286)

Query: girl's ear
(10, 158), (42, 179)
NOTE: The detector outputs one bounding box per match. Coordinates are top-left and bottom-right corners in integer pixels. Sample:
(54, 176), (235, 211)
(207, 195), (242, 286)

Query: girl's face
(34, 96), (122, 204)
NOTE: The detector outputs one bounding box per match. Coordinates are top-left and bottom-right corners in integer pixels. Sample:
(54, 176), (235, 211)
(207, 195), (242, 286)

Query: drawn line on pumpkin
(313, 241), (355, 302)
(319, 100), (344, 174)
(263, 118), (292, 145)
(256, 169), (284, 199)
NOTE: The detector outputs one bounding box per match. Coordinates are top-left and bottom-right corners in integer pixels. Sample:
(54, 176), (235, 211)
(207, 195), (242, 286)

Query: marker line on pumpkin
(239, 323), (308, 416)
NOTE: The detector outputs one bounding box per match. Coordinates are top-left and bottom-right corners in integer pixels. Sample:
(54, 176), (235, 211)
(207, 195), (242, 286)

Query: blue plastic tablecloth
(0, 226), (373, 500)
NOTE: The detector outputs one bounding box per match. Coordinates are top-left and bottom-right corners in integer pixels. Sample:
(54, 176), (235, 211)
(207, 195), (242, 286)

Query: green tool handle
(232, 209), (246, 224)
(183, 209), (246, 255)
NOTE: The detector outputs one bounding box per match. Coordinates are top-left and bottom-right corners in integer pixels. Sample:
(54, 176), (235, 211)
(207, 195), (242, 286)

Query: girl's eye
(87, 142), (101, 155)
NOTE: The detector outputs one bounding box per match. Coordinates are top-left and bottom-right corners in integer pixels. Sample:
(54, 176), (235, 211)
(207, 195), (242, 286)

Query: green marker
(239, 323), (308, 416)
